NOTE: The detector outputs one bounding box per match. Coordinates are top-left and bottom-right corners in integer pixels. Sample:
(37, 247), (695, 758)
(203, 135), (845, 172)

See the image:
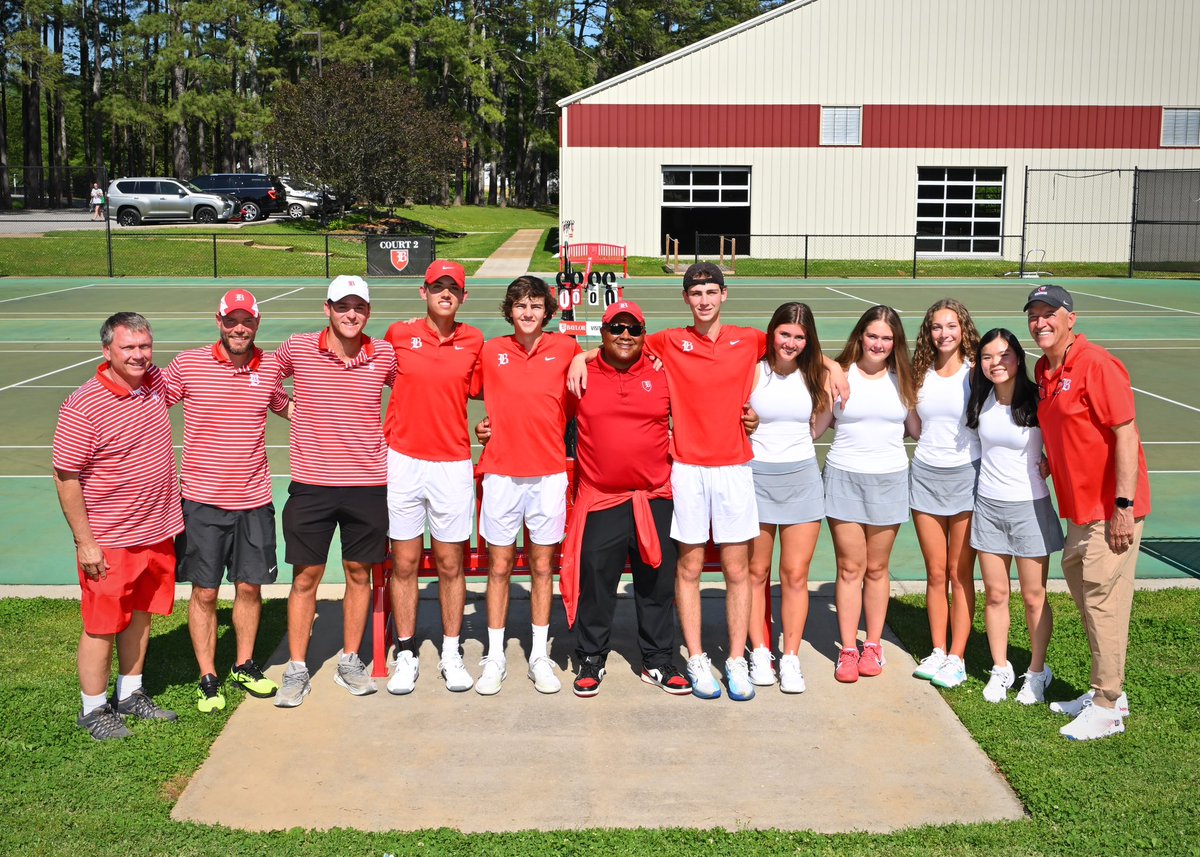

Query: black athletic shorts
(176, 500), (279, 589)
(281, 482), (388, 567)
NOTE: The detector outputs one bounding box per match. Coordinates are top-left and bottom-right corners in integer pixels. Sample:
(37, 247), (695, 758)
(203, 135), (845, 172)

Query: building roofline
(557, 0), (821, 108)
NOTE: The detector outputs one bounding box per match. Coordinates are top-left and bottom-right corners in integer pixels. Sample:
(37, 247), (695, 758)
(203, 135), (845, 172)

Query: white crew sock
(81, 691), (108, 716)
(487, 626), (506, 661)
(442, 635), (460, 658)
(116, 674), (142, 701)
(531, 624), (549, 661)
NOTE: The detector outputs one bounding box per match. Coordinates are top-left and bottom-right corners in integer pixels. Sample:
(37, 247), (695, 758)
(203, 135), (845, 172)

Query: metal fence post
(212, 234), (218, 278)
(324, 233), (330, 279)
(912, 235), (918, 279)
(1128, 167), (1140, 279)
(694, 232), (699, 264)
(1020, 166), (1031, 277)
(104, 205), (114, 278)
(804, 235), (809, 279)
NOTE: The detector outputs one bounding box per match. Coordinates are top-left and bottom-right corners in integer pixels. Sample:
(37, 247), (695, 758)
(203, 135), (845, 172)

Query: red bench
(559, 242), (628, 279)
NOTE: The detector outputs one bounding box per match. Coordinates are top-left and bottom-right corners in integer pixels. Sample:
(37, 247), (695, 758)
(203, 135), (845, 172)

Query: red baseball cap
(601, 300), (645, 325)
(218, 288), (260, 319)
(424, 260), (466, 291)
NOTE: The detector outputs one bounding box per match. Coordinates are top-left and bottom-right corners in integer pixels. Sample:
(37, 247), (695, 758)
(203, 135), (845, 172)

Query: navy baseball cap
(1023, 284), (1074, 312)
(682, 261), (725, 288)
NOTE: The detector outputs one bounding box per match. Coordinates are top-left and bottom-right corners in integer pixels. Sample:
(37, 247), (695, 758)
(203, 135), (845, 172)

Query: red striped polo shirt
(164, 344), (290, 510)
(52, 364), (184, 548)
(474, 332), (582, 477)
(384, 319), (484, 461)
(275, 329), (398, 487)
(644, 325), (765, 467)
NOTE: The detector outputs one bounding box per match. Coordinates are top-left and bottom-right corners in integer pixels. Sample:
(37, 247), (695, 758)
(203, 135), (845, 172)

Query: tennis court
(2, 274), (1196, 585)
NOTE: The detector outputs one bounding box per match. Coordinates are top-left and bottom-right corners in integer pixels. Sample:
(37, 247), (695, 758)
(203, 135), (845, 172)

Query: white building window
(661, 167), (750, 206)
(915, 167), (1005, 255)
(1162, 108), (1200, 147)
(821, 107), (862, 146)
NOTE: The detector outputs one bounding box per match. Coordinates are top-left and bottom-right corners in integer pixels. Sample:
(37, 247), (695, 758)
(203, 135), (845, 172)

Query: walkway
(473, 228), (544, 278)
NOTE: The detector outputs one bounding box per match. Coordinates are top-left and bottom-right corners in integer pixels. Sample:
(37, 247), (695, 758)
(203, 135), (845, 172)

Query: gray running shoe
(115, 688), (178, 721)
(274, 662), (312, 708)
(77, 704), (132, 740)
(334, 651), (378, 696)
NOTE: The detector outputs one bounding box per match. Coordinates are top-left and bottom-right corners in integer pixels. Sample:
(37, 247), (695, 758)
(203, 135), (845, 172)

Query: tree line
(4, 0), (774, 210)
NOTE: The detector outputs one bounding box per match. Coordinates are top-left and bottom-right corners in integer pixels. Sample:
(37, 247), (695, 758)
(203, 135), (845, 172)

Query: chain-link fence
(1131, 169), (1200, 274)
(108, 232), (376, 278)
(4, 165), (108, 209)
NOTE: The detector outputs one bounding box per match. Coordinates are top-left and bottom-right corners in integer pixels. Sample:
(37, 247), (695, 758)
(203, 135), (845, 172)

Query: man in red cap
(163, 289), (292, 713)
(382, 260), (483, 694)
(559, 300), (691, 697)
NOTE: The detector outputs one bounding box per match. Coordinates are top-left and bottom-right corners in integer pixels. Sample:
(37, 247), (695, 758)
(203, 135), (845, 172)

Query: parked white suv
(106, 177), (238, 226)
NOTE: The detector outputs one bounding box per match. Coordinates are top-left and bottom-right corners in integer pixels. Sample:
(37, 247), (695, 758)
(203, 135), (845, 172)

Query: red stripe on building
(565, 104), (1162, 149)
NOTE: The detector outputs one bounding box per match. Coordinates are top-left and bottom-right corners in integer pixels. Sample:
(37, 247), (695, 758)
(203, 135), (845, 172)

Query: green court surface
(1, 275), (1196, 585)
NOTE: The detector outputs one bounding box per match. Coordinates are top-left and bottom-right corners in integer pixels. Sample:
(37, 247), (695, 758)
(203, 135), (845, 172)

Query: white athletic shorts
(387, 449), (474, 542)
(479, 472), (569, 547)
(670, 461), (759, 545)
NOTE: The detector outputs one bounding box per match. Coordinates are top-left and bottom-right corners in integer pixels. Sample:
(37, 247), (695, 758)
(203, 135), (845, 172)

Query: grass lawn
(3, 589), (1197, 855)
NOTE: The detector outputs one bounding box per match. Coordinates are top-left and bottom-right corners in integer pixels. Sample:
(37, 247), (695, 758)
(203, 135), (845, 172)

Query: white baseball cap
(327, 275), (370, 304)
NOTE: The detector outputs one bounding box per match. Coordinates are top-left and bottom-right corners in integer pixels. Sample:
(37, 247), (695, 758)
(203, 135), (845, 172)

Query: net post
(1128, 167), (1139, 279)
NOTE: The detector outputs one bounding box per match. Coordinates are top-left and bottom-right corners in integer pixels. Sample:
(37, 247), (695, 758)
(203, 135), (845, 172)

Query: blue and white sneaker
(725, 656), (756, 701)
(930, 654), (967, 689)
(686, 653), (722, 699)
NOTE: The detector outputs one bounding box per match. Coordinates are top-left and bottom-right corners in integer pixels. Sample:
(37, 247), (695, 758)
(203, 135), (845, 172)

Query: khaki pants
(1060, 518), (1143, 703)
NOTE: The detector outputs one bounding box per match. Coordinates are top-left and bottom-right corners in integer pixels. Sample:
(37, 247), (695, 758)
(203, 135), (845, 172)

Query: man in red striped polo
(273, 275), (398, 708)
(164, 289), (291, 713)
(53, 312), (184, 740)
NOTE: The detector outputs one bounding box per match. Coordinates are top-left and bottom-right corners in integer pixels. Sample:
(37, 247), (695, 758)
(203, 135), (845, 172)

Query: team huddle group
(52, 260), (1149, 744)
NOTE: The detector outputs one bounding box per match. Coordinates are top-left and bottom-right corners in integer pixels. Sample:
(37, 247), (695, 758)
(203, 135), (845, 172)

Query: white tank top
(749, 361), (817, 463)
(914, 363), (981, 467)
(976, 393), (1049, 501)
(826, 363), (909, 474)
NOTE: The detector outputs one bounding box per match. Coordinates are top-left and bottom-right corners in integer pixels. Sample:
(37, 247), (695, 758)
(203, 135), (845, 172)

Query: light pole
(301, 30), (323, 77)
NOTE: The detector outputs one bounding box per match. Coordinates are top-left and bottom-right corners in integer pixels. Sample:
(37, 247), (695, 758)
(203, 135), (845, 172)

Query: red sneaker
(835, 647), (860, 683)
(859, 642), (886, 677)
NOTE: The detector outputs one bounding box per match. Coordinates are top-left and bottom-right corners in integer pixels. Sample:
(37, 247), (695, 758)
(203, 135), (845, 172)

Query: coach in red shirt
(53, 312), (183, 740)
(1026, 285), (1152, 741)
(560, 301), (691, 697)
(165, 289), (291, 713)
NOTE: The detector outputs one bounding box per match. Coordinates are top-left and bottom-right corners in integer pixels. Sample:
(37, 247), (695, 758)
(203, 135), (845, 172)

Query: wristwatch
(1115, 496), (1134, 510)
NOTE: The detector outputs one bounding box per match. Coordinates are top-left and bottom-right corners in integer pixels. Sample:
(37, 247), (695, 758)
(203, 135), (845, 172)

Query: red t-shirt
(164, 344), (290, 510)
(1035, 334), (1152, 525)
(275, 330), (397, 487)
(384, 319), (483, 462)
(52, 364), (184, 548)
(644, 325), (765, 466)
(474, 332), (581, 477)
(575, 354), (671, 492)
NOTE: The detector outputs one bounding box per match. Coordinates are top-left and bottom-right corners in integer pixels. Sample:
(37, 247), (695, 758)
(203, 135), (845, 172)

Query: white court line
(1133, 387), (1200, 414)
(258, 287), (304, 304)
(824, 287), (896, 307)
(1069, 289), (1200, 318)
(0, 357), (98, 393)
(0, 283), (99, 304)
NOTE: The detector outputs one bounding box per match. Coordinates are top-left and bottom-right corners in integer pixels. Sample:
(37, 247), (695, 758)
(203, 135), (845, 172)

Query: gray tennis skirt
(909, 458), (980, 516)
(823, 464), (910, 526)
(751, 458), (825, 525)
(970, 494), (1065, 558)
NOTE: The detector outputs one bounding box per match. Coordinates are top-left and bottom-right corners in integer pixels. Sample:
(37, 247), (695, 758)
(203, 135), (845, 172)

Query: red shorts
(78, 538), (176, 635)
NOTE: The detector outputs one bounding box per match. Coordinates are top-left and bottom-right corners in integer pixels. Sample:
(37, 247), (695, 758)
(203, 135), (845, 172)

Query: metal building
(557, 0), (1200, 266)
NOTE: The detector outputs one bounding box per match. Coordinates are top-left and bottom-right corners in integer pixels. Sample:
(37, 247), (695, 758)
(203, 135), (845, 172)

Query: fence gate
(1131, 168), (1200, 274)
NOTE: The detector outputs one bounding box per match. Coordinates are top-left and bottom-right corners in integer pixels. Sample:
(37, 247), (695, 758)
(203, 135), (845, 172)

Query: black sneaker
(573, 655), (606, 698)
(115, 688), (178, 721)
(77, 704), (132, 741)
(640, 663), (693, 696)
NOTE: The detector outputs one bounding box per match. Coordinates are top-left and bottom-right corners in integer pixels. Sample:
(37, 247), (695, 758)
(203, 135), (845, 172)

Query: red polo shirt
(644, 325), (765, 467)
(575, 354), (671, 492)
(52, 364), (184, 548)
(164, 344), (290, 510)
(1035, 334), (1152, 525)
(384, 319), (484, 461)
(474, 332), (581, 477)
(275, 329), (397, 487)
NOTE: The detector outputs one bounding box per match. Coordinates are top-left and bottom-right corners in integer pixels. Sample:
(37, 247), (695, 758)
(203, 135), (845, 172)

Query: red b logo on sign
(390, 249), (410, 272)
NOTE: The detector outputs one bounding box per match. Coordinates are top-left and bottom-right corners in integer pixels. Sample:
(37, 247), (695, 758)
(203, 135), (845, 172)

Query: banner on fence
(366, 235), (435, 277)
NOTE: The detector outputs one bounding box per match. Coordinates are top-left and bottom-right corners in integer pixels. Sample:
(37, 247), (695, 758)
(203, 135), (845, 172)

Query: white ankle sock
(442, 635), (460, 658)
(116, 674), (142, 701)
(81, 691), (108, 715)
(531, 624), (549, 661)
(487, 627), (505, 661)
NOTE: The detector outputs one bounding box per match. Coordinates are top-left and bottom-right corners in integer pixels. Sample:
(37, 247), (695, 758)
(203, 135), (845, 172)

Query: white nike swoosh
(730, 340), (742, 345)
(454, 346), (465, 350)
(545, 356), (557, 361)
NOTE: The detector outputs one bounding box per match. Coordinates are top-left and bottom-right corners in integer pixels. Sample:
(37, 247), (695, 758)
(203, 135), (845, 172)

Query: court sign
(366, 235), (436, 277)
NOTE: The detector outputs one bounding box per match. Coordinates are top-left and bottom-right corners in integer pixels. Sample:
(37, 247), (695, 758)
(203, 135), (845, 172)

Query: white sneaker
(725, 656), (755, 701)
(439, 651), (473, 692)
(527, 655), (562, 694)
(912, 648), (948, 680)
(778, 654), (806, 694)
(1060, 702), (1125, 741)
(386, 650), (419, 695)
(1015, 665), (1053, 705)
(748, 647), (776, 686)
(982, 661), (1015, 703)
(475, 656), (507, 696)
(1050, 689), (1130, 718)
(686, 653), (722, 700)
(930, 654), (967, 689)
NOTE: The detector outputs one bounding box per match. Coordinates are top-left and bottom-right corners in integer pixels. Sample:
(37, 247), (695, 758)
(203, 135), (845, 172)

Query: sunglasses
(604, 322), (644, 336)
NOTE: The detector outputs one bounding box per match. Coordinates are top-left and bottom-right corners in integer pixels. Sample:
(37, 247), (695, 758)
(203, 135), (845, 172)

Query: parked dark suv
(190, 173), (287, 221)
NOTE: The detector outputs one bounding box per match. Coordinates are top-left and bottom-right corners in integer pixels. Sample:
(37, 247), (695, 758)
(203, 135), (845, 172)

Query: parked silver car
(106, 177), (238, 226)
(280, 176), (337, 219)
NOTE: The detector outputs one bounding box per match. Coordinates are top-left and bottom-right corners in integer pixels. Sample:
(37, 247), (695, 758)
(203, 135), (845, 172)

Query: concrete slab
(172, 582), (1026, 834)
(474, 228), (545, 278)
